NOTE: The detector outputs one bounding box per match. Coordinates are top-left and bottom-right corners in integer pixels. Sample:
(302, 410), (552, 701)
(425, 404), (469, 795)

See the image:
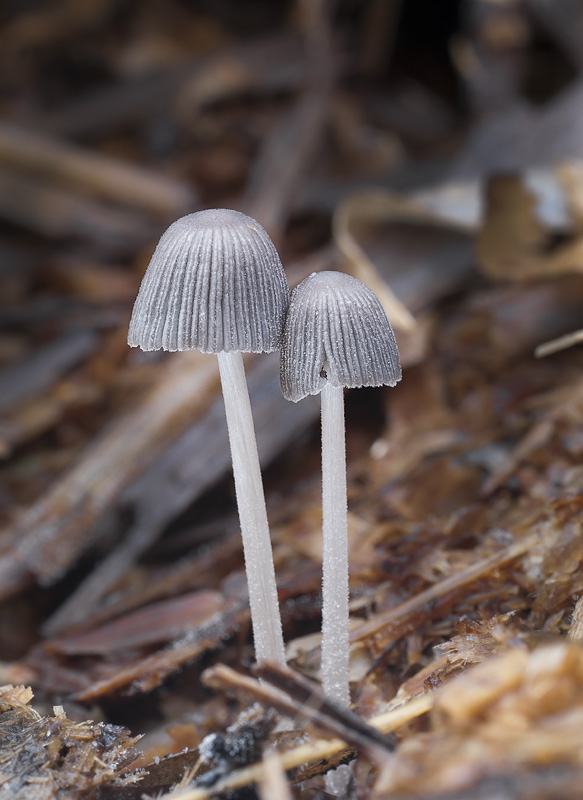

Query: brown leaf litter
(3, 2), (583, 798)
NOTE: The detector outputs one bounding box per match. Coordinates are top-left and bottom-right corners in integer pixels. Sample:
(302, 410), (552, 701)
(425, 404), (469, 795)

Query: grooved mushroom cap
(280, 271), (402, 402)
(128, 208), (289, 354)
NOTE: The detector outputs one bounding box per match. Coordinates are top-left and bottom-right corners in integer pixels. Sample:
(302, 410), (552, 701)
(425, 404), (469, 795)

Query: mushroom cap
(280, 271), (402, 402)
(128, 208), (289, 353)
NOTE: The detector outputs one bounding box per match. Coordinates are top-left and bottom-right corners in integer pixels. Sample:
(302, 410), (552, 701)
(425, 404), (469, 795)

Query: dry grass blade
(334, 194), (417, 332)
(0, 123), (195, 216)
(0, 352), (220, 589)
(258, 749), (293, 800)
(332, 184), (479, 333)
(535, 328), (583, 357)
(71, 603), (245, 702)
(154, 694), (433, 799)
(205, 662), (394, 763)
(351, 538), (532, 643)
(481, 420), (555, 496)
(0, 166), (149, 242)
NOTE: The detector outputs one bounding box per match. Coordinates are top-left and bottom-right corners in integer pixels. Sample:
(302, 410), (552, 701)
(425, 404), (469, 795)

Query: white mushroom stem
(320, 381), (350, 707)
(217, 350), (286, 665)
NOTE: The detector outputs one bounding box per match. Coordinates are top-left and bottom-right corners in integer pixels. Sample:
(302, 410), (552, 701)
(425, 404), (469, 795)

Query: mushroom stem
(217, 349), (286, 665)
(320, 381), (350, 707)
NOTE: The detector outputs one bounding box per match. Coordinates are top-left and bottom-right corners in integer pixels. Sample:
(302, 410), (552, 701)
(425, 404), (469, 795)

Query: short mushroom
(280, 270), (401, 706)
(129, 208), (288, 665)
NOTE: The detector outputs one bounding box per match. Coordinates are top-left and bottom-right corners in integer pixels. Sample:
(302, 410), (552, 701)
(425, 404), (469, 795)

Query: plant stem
(217, 350), (285, 665)
(320, 381), (350, 707)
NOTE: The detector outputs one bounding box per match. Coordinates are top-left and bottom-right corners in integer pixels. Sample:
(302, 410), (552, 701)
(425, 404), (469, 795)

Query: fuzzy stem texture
(217, 350), (285, 665)
(320, 381), (350, 707)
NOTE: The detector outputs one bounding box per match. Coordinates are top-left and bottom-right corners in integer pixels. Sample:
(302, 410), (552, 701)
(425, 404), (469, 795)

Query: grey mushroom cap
(280, 270), (402, 402)
(128, 208), (290, 354)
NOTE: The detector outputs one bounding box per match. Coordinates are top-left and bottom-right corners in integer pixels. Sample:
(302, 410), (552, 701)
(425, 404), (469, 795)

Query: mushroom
(280, 270), (401, 706)
(129, 208), (288, 665)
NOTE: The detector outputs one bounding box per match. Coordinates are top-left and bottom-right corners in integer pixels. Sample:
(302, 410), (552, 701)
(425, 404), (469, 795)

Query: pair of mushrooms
(128, 209), (401, 709)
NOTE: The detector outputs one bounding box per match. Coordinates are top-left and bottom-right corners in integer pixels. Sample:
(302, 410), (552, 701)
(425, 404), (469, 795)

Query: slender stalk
(321, 382), (352, 795)
(217, 350), (285, 665)
(320, 382), (350, 707)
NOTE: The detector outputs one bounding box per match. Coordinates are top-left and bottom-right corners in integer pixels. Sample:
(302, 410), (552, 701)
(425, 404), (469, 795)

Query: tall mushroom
(129, 208), (288, 665)
(281, 271), (401, 706)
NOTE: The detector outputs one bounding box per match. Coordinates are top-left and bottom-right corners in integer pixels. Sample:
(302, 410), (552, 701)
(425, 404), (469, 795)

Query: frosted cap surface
(280, 271), (402, 402)
(128, 208), (289, 353)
